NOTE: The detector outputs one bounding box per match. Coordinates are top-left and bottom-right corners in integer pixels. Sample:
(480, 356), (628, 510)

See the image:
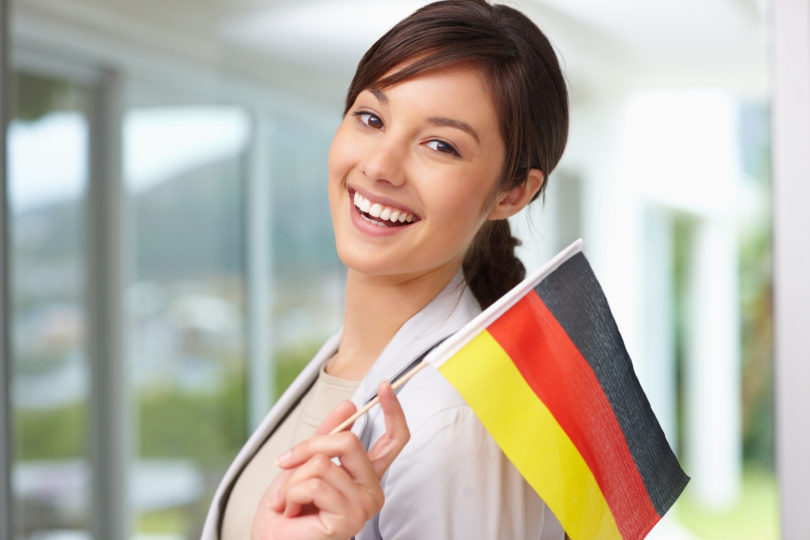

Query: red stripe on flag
(487, 291), (659, 540)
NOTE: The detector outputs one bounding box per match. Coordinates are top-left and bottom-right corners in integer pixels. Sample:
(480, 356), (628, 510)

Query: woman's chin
(339, 251), (463, 288)
(338, 253), (397, 279)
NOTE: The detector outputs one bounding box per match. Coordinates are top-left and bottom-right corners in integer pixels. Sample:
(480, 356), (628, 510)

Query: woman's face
(328, 65), (506, 283)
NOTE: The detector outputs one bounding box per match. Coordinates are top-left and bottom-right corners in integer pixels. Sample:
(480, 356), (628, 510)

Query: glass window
(8, 71), (92, 539)
(268, 119), (343, 395)
(670, 101), (776, 540)
(124, 103), (251, 537)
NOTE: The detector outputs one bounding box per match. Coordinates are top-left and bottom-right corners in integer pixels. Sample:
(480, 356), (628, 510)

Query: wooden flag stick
(329, 359), (430, 435)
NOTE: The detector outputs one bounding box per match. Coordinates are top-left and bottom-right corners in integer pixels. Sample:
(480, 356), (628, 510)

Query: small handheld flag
(333, 240), (689, 540)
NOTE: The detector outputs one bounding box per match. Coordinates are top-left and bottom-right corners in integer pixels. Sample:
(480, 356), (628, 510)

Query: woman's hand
(251, 381), (410, 540)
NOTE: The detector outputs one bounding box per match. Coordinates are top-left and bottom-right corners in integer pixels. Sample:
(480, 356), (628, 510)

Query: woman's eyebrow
(368, 87), (388, 105)
(427, 117), (480, 143)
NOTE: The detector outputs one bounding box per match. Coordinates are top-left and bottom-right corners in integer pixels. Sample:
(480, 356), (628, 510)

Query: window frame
(1, 0), (12, 538)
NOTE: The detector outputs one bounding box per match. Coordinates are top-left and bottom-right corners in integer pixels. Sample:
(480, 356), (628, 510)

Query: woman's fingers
(276, 431), (380, 501)
(283, 478), (371, 537)
(277, 382), (409, 480)
(277, 452), (382, 518)
(252, 398), (379, 539)
(282, 461), (381, 523)
(266, 470), (292, 512)
(367, 381), (410, 477)
(270, 381), (409, 529)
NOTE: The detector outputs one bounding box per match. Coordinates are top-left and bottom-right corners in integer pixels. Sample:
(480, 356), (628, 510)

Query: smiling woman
(202, 1), (569, 539)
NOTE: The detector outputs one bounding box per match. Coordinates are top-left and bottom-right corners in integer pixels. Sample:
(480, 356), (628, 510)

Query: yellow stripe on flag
(438, 330), (622, 540)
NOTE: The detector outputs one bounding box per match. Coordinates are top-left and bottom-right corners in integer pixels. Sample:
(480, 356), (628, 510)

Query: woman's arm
(251, 382), (409, 540)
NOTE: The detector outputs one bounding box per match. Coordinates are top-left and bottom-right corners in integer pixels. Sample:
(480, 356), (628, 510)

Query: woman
(202, 1), (569, 538)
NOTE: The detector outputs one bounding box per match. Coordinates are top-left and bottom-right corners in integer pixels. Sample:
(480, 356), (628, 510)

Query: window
(124, 103), (251, 536)
(8, 71), (93, 539)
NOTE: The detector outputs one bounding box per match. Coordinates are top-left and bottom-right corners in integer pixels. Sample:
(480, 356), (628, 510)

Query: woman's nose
(360, 138), (406, 187)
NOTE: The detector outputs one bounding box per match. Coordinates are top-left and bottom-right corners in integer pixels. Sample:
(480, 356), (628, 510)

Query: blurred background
(0, 0), (784, 538)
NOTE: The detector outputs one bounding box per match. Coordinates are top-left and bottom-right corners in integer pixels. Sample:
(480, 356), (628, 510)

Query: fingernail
(275, 450), (291, 467)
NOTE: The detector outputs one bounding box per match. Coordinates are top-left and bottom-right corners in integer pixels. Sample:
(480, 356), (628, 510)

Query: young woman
(202, 1), (569, 538)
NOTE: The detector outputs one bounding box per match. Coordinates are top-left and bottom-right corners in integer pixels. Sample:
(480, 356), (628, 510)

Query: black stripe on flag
(534, 252), (689, 516)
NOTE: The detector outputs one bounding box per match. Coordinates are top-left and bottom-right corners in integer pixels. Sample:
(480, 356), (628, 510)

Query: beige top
(220, 364), (360, 540)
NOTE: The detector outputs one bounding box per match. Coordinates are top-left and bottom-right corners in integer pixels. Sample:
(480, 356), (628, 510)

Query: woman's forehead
(374, 55), (487, 89)
(361, 67), (495, 114)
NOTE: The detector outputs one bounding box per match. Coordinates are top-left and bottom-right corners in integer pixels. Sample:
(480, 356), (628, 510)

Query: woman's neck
(326, 264), (460, 380)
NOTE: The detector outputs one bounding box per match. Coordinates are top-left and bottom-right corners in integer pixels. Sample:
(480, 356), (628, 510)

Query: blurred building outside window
(124, 104), (251, 536)
(8, 71), (93, 539)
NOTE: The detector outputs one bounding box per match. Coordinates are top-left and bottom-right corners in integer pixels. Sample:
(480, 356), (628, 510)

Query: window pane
(8, 72), (92, 539)
(124, 105), (250, 538)
(269, 121), (343, 395)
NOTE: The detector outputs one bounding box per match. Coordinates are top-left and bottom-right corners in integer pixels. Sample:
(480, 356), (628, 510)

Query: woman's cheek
(328, 124), (356, 176)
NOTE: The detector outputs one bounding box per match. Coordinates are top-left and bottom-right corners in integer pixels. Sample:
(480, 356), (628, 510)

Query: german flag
(427, 241), (689, 540)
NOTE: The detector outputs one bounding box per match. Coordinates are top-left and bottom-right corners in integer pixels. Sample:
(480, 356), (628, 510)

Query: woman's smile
(350, 187), (419, 229)
(348, 188), (420, 236)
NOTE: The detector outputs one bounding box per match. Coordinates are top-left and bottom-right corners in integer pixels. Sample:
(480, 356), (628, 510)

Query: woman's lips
(348, 188), (420, 235)
(352, 191), (416, 225)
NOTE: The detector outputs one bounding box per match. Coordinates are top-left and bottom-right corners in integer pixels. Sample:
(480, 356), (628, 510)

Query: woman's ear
(487, 169), (545, 221)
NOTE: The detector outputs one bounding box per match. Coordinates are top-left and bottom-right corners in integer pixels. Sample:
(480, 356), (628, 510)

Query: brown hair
(345, 0), (569, 308)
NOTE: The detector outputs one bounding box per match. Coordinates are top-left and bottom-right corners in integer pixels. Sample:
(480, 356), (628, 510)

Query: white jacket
(201, 273), (564, 539)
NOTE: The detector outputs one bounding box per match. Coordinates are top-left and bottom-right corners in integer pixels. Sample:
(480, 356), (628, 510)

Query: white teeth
(352, 191), (415, 224)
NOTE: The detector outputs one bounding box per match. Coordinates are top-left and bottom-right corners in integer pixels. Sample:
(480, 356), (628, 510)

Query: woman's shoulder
(396, 363), (471, 434)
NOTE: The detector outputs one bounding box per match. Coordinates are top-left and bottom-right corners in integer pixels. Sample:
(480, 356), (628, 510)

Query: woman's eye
(353, 111), (383, 129)
(425, 139), (460, 156)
